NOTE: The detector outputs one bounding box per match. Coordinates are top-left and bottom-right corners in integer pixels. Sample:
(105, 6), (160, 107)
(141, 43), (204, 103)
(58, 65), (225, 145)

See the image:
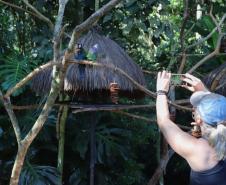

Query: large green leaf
(19, 164), (60, 185)
(0, 52), (39, 96)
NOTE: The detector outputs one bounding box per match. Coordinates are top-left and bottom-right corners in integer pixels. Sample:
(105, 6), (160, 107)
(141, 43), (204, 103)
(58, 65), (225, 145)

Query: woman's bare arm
(156, 71), (199, 158)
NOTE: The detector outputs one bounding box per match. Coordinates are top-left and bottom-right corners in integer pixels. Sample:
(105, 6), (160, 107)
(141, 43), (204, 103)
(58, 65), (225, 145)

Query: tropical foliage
(0, 0), (226, 185)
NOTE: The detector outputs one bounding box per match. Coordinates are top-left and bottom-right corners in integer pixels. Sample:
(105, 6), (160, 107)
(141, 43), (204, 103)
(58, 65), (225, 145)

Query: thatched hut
(31, 27), (146, 102)
(203, 62), (226, 96)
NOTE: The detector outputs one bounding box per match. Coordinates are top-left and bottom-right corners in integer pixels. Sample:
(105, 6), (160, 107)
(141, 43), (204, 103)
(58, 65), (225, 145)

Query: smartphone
(171, 74), (184, 86)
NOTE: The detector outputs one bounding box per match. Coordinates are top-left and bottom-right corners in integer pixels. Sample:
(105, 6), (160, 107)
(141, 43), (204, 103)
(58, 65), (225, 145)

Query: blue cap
(190, 91), (226, 126)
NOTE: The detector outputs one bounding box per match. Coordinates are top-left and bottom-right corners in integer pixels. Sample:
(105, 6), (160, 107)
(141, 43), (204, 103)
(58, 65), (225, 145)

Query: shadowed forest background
(0, 0), (226, 185)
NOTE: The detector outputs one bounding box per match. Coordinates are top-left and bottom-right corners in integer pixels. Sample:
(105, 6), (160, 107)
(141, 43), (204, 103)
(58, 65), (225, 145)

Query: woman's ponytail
(208, 122), (226, 160)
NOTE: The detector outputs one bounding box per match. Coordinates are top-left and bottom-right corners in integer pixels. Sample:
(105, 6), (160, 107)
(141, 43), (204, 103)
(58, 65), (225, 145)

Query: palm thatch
(31, 27), (146, 100)
(203, 62), (226, 96)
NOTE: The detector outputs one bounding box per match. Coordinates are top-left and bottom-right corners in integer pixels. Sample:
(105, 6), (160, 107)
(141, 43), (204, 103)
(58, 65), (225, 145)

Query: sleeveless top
(190, 159), (226, 185)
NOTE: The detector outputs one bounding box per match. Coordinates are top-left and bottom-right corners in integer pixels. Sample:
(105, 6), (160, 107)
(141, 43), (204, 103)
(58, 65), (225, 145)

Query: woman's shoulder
(187, 138), (219, 171)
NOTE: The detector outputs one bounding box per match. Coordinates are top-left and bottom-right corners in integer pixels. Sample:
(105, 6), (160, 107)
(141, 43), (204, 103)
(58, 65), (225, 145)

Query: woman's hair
(202, 121), (226, 160)
(190, 91), (226, 160)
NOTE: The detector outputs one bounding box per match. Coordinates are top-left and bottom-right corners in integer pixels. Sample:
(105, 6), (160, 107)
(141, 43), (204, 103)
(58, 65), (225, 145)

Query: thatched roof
(31, 27), (146, 99)
(203, 62), (226, 96)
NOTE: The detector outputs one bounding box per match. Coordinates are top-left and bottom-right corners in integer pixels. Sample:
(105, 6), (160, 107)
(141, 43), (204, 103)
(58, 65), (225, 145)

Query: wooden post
(90, 113), (97, 185)
(57, 95), (69, 183)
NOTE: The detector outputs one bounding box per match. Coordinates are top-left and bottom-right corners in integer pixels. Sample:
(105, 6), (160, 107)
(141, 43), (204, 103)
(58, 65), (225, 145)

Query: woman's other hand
(157, 71), (171, 92)
(181, 73), (208, 92)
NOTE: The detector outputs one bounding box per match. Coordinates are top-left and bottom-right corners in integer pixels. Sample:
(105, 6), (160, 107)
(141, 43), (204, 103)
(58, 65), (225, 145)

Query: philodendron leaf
(19, 164), (60, 185)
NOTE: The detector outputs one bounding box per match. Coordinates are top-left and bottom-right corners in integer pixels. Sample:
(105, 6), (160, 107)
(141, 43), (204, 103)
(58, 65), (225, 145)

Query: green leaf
(0, 52), (39, 96)
(19, 164), (60, 185)
(75, 133), (89, 159)
(69, 169), (82, 185)
(202, 15), (219, 49)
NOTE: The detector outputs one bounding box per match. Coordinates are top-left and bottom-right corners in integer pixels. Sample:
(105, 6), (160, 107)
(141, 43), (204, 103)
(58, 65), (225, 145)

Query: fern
(0, 52), (39, 96)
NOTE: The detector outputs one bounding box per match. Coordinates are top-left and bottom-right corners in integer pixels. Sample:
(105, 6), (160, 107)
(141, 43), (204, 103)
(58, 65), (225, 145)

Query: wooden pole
(90, 112), (97, 185)
(57, 95), (69, 183)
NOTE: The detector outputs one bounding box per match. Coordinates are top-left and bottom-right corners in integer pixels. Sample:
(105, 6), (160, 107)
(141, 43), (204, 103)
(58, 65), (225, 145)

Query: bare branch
(115, 110), (156, 122)
(22, 0), (54, 29)
(187, 51), (216, 74)
(5, 61), (60, 98)
(67, 60), (192, 111)
(0, 0), (71, 39)
(177, 0), (189, 74)
(9, 0), (69, 184)
(180, 0), (189, 50)
(115, 111), (191, 130)
(4, 57), (191, 112)
(0, 0), (39, 18)
(186, 14), (226, 50)
(11, 98), (190, 110)
(22, 0), (69, 146)
(142, 70), (157, 75)
(72, 104), (155, 114)
(53, 0), (69, 38)
(147, 149), (175, 185)
(68, 0), (122, 52)
(5, 0), (122, 98)
(187, 33), (226, 74)
(178, 52), (187, 74)
(0, 90), (21, 145)
(177, 53), (226, 57)
(12, 104), (42, 110)
(209, 5), (221, 33)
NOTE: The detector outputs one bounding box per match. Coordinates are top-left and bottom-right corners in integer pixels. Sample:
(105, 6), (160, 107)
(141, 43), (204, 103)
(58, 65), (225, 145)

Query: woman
(156, 71), (226, 185)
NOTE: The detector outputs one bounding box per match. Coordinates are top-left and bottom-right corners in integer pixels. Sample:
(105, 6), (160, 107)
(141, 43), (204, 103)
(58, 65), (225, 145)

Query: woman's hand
(156, 71), (171, 92)
(181, 73), (208, 92)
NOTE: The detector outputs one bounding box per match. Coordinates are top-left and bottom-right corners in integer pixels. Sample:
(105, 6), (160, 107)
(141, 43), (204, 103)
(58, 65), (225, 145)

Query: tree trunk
(10, 145), (28, 185)
(57, 96), (69, 183)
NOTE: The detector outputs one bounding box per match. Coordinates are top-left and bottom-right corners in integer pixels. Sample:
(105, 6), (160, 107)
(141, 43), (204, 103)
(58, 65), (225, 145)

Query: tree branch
(4, 57), (192, 112)
(68, 0), (122, 52)
(5, 61), (60, 98)
(0, 0), (71, 39)
(22, 0), (54, 29)
(114, 110), (156, 122)
(0, 90), (21, 145)
(178, 0), (189, 74)
(53, 0), (69, 38)
(187, 33), (226, 73)
(178, 53), (187, 73)
(142, 70), (157, 75)
(180, 0), (189, 50)
(9, 0), (69, 184)
(114, 111), (191, 130)
(0, 0), (39, 18)
(209, 5), (221, 33)
(186, 13), (226, 50)
(147, 149), (175, 185)
(72, 104), (155, 113)
(12, 99), (189, 110)
(67, 60), (192, 111)
(6, 0), (125, 184)
(11, 98), (190, 110)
